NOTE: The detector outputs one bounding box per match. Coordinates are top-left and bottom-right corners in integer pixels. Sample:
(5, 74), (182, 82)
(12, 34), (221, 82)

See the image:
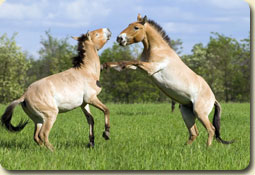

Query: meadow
(0, 103), (250, 170)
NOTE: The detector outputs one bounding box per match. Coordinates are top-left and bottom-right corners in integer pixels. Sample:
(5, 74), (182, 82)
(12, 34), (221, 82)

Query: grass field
(0, 103), (250, 170)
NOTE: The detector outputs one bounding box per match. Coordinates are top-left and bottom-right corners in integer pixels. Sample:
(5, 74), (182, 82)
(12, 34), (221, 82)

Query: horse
(104, 14), (233, 146)
(1, 28), (112, 151)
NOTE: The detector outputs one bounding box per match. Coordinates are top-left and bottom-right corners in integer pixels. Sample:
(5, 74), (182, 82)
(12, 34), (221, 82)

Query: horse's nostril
(117, 36), (122, 42)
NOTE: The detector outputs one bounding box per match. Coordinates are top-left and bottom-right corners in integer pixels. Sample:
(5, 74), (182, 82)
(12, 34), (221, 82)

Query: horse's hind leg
(81, 104), (95, 147)
(89, 96), (110, 140)
(34, 123), (43, 146)
(21, 103), (44, 147)
(39, 112), (57, 152)
(194, 102), (215, 146)
(196, 115), (215, 146)
(196, 113), (215, 146)
(180, 105), (199, 145)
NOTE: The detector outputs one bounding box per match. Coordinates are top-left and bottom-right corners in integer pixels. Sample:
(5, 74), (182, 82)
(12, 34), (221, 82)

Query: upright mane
(147, 19), (172, 47)
(72, 34), (88, 68)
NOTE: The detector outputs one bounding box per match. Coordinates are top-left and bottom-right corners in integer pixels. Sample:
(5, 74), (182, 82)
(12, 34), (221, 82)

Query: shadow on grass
(54, 139), (95, 149)
(0, 139), (32, 149)
(116, 110), (152, 116)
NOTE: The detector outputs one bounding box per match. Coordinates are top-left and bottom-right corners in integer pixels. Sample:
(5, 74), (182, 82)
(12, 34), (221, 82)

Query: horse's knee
(104, 108), (110, 116)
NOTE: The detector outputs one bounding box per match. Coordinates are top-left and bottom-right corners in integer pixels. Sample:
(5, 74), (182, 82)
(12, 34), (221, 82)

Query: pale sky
(0, 0), (250, 58)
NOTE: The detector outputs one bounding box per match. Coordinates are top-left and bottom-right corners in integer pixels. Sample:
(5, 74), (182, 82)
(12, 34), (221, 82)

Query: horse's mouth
(117, 39), (128, 46)
(117, 35), (128, 46)
(119, 41), (127, 46)
(104, 28), (112, 41)
(107, 32), (112, 40)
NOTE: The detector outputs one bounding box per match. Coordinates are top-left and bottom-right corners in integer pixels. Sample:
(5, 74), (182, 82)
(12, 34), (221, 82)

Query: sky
(0, 0), (250, 58)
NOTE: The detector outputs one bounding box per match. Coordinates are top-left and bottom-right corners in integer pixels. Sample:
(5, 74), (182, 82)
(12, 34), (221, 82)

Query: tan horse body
(106, 14), (233, 146)
(1, 28), (112, 151)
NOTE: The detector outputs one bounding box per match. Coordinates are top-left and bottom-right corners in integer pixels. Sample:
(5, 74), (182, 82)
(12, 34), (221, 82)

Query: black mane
(72, 34), (88, 68)
(147, 19), (172, 47)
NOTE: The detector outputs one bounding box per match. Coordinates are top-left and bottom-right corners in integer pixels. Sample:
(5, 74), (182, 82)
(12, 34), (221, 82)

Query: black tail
(1, 96), (28, 132)
(213, 100), (234, 144)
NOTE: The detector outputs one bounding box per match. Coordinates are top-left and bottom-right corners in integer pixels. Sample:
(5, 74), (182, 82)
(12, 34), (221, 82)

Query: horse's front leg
(101, 62), (121, 70)
(121, 61), (158, 75)
(89, 96), (110, 140)
(81, 104), (95, 147)
(103, 61), (159, 75)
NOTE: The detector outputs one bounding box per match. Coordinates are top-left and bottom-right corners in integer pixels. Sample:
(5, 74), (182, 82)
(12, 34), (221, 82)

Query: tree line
(0, 31), (250, 104)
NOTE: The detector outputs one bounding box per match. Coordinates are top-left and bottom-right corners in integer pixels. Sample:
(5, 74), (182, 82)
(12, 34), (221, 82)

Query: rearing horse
(106, 14), (233, 146)
(1, 28), (112, 151)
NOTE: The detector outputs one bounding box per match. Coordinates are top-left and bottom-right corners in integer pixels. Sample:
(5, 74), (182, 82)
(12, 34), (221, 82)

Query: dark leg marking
(102, 124), (110, 140)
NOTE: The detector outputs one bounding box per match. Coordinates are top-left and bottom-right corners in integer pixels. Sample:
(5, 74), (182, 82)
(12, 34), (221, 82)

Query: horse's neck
(79, 44), (101, 78)
(141, 24), (174, 61)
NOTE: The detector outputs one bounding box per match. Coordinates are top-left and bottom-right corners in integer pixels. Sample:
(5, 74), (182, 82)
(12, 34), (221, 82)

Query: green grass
(0, 103), (250, 170)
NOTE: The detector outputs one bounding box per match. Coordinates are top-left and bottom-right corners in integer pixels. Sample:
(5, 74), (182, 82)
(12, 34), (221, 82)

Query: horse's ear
(141, 15), (147, 25)
(137, 13), (142, 22)
(72, 36), (79, 41)
(86, 32), (91, 40)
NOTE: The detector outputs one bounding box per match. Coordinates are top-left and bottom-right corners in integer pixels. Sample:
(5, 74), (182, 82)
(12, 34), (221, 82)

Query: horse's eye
(134, 26), (139, 30)
(96, 33), (99, 37)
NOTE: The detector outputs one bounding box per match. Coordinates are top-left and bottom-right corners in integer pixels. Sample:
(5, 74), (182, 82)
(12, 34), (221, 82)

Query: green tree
(0, 33), (31, 103)
(231, 37), (250, 101)
(206, 33), (246, 102)
(182, 43), (208, 76)
(171, 38), (183, 55)
(183, 33), (250, 102)
(29, 30), (76, 81)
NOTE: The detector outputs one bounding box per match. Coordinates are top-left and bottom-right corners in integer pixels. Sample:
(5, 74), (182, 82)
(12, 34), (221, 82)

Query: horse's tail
(213, 100), (234, 144)
(1, 95), (28, 132)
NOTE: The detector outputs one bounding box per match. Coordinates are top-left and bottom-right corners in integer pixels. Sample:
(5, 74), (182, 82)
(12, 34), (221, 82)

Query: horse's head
(117, 14), (147, 46)
(73, 28), (111, 50)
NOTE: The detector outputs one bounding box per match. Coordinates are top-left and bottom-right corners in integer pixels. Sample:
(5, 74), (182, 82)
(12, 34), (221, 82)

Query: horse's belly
(55, 92), (84, 113)
(151, 71), (192, 105)
(58, 100), (83, 113)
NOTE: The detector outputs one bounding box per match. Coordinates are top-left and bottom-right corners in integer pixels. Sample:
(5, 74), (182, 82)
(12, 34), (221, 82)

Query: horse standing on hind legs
(104, 14), (233, 146)
(1, 28), (112, 151)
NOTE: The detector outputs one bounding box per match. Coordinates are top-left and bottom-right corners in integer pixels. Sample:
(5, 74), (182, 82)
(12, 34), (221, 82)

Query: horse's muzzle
(104, 28), (112, 40)
(116, 35), (127, 46)
(116, 36), (122, 43)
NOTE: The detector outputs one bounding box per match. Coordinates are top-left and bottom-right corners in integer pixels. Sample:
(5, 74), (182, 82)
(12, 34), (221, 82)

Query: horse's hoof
(102, 131), (110, 140)
(87, 142), (94, 148)
(46, 144), (55, 152)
